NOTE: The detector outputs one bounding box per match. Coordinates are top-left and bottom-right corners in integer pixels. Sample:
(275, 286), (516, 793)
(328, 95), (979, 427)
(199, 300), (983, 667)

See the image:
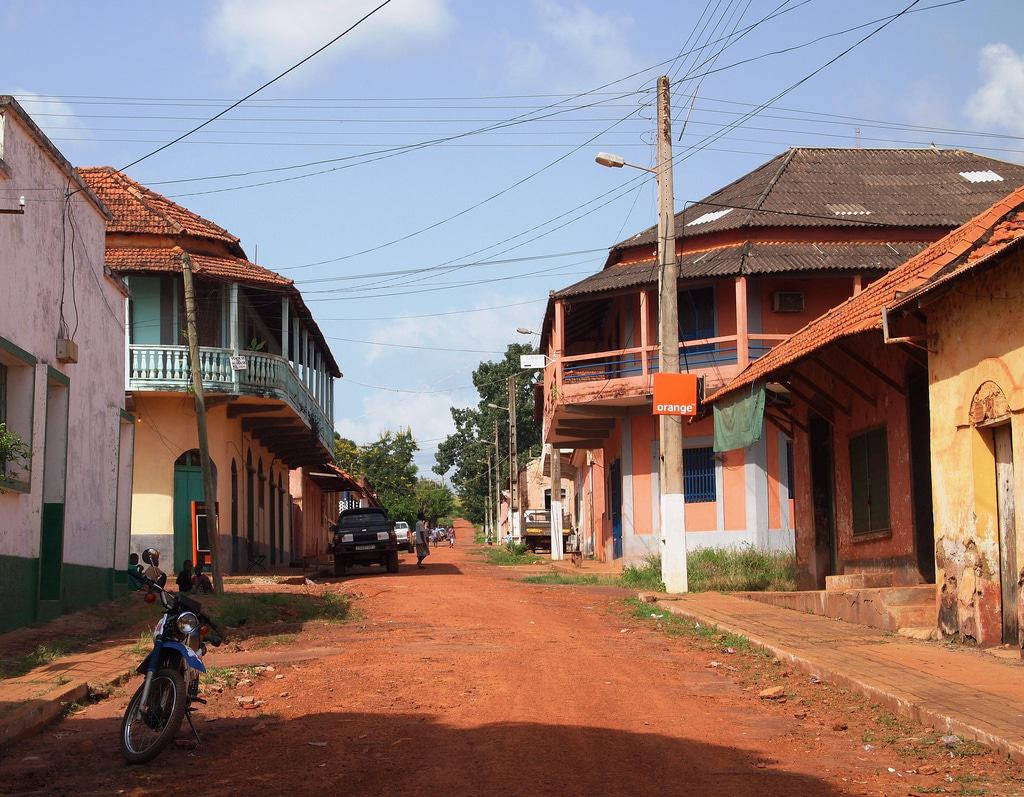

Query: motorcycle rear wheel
(120, 668), (187, 764)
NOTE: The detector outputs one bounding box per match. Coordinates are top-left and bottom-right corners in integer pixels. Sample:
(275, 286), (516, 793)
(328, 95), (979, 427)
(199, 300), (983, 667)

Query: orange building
(539, 148), (1024, 567)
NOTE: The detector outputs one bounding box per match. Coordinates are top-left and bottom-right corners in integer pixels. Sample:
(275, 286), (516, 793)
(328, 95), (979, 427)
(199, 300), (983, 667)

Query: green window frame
(0, 362), (7, 424)
(849, 426), (890, 534)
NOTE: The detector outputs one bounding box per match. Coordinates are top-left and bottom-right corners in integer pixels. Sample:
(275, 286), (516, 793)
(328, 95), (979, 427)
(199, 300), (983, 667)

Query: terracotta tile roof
(707, 185), (1024, 403)
(614, 148), (1024, 249)
(77, 167), (239, 245)
(552, 241), (923, 300)
(106, 246), (292, 288)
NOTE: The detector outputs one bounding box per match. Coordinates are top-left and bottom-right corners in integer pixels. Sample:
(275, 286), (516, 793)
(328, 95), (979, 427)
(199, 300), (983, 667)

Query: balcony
(127, 344), (333, 454)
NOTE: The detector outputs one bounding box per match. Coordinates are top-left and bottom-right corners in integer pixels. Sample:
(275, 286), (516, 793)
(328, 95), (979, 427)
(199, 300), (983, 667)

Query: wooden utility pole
(549, 443), (564, 560)
(508, 374), (519, 542)
(485, 449), (493, 544)
(655, 75), (687, 593)
(493, 420), (501, 542)
(180, 251), (224, 593)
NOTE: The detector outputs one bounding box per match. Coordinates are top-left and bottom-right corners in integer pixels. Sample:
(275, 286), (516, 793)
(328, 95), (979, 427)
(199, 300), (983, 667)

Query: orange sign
(652, 373), (699, 416)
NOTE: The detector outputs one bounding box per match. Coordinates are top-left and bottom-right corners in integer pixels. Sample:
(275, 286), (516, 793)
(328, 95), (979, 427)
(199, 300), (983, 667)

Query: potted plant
(0, 422), (31, 488)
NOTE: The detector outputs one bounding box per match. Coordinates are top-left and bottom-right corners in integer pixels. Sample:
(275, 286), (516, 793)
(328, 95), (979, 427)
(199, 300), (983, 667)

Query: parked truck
(332, 507), (399, 575)
(521, 508), (571, 553)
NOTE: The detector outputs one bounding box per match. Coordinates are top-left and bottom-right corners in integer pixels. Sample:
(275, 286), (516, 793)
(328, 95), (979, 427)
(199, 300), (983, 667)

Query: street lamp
(487, 402), (508, 411)
(516, 327), (539, 335)
(595, 76), (687, 593)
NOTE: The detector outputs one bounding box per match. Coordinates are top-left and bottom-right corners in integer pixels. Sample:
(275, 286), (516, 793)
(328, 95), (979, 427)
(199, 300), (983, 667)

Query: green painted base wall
(0, 553), (39, 633)
(0, 556), (123, 634)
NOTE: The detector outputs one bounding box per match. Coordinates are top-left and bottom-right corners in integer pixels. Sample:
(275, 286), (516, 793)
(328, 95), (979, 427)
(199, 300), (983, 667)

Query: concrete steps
(739, 580), (936, 635)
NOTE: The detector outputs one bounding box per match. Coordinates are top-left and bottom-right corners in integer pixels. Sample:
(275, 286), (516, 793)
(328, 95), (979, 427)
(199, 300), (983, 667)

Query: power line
(117, 0), (394, 171)
(327, 336), (505, 354)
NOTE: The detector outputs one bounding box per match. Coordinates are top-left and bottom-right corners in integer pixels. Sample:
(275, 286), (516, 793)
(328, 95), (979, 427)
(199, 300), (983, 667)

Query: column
(554, 299), (565, 393)
(229, 283), (240, 389)
(735, 276), (749, 369)
(639, 290), (650, 379)
(291, 318), (299, 370)
(549, 445), (564, 560)
(281, 298), (290, 360)
(301, 328), (310, 390)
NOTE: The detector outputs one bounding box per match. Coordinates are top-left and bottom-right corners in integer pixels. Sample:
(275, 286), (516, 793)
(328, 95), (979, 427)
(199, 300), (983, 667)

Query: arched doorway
(278, 475), (286, 564)
(230, 459), (239, 572)
(173, 450), (216, 571)
(269, 475), (278, 566)
(246, 451), (255, 560)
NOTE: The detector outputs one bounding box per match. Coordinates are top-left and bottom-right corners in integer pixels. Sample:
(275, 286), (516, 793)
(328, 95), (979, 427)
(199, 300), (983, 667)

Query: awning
(307, 463), (362, 493)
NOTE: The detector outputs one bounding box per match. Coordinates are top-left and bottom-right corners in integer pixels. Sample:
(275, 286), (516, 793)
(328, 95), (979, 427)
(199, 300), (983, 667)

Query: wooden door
(809, 414), (837, 588)
(994, 425), (1017, 644)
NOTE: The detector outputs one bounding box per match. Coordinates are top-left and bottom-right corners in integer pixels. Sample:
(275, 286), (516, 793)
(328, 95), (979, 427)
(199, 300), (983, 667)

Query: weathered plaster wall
(928, 252), (1024, 647)
(129, 394), (290, 570)
(0, 107), (128, 629)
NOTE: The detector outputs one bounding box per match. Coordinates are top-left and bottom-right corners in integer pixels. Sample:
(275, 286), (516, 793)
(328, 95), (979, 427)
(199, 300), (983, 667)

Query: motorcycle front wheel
(119, 667), (187, 764)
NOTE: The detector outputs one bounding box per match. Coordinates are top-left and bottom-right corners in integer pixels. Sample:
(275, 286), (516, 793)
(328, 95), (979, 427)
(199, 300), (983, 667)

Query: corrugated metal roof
(612, 148), (1024, 249)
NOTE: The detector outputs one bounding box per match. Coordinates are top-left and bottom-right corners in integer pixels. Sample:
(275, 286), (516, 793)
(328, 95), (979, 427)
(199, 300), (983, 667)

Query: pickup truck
(331, 507), (399, 576)
(393, 521), (414, 553)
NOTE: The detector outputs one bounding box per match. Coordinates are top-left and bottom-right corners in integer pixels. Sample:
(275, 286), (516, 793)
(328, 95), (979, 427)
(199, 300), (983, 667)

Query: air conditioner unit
(772, 291), (805, 313)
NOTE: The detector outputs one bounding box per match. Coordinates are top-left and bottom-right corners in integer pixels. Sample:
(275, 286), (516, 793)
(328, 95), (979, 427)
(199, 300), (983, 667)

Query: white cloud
(502, 1), (640, 90)
(11, 91), (89, 144)
(207, 0), (453, 77)
(966, 43), (1024, 135)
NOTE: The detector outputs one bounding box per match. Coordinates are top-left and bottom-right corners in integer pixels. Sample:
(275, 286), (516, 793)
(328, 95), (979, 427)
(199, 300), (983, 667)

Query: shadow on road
(3, 709), (851, 796)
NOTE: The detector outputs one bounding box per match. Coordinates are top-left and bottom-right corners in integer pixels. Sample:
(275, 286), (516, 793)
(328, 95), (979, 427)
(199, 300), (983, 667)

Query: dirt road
(1, 520), (1017, 795)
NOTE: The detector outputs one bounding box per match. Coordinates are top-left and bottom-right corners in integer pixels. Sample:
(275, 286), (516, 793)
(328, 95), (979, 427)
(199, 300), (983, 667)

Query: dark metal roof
(612, 148), (1024, 249)
(552, 241), (924, 300)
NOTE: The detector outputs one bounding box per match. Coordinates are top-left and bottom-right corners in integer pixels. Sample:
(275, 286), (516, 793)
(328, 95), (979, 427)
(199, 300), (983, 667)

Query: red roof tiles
(78, 167), (238, 245)
(106, 247), (292, 289)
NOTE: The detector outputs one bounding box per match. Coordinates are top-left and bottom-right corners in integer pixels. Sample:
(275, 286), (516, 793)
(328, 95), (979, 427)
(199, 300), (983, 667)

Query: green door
(39, 503), (64, 601)
(173, 464), (204, 570)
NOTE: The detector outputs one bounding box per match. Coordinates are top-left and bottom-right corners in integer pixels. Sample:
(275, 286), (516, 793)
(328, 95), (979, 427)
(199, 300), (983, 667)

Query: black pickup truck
(332, 507), (399, 576)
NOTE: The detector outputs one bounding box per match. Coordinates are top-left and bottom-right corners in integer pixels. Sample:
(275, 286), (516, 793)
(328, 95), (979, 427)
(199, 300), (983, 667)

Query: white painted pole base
(549, 499), (564, 560)
(660, 491), (688, 593)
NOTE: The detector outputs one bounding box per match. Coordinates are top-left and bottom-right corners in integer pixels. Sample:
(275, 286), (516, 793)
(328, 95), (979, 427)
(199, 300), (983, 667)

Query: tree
(434, 343), (541, 523)
(358, 429), (420, 527)
(415, 478), (455, 524)
(333, 433), (360, 475)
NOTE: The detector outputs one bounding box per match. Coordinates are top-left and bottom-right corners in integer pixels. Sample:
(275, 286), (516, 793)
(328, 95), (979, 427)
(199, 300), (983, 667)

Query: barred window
(683, 446), (716, 503)
(849, 426), (890, 534)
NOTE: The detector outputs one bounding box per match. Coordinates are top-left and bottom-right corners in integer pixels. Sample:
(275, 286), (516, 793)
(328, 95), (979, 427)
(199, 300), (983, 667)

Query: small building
(709, 185), (1024, 648)
(0, 97), (135, 631)
(537, 148), (1024, 567)
(78, 168), (343, 574)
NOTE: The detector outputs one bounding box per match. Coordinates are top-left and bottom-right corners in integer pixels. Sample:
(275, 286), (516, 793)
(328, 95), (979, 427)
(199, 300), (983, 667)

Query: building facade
(0, 98), (135, 631)
(78, 168), (342, 574)
(538, 148), (1024, 566)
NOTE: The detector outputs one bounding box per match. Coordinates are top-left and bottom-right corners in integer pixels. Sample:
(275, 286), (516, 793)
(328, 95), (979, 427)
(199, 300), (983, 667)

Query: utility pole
(549, 444), (564, 560)
(180, 251), (225, 593)
(485, 448), (493, 544)
(493, 419), (501, 542)
(508, 374), (519, 542)
(655, 75), (687, 593)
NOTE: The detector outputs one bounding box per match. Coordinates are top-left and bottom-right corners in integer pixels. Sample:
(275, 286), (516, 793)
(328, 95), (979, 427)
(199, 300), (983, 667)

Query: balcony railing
(128, 344), (332, 453)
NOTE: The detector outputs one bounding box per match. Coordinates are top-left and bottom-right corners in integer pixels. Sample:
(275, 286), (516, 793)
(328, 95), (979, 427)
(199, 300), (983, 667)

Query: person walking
(414, 512), (430, 569)
(448, 526), (456, 548)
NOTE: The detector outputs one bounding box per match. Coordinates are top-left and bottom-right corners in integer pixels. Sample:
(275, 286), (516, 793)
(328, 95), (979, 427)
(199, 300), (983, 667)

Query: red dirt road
(1, 521), (1017, 796)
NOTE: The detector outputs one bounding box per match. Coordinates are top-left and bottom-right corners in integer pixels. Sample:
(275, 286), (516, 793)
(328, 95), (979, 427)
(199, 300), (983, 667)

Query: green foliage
(415, 478), (455, 524)
(207, 591), (350, 628)
(687, 547), (796, 592)
(357, 430), (420, 526)
(0, 422), (31, 484)
(433, 343), (541, 524)
(332, 434), (361, 475)
(521, 572), (604, 586)
(482, 542), (542, 566)
(620, 555), (667, 592)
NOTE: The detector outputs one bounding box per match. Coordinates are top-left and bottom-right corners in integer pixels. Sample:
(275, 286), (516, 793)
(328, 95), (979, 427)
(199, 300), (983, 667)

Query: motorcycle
(120, 567), (223, 764)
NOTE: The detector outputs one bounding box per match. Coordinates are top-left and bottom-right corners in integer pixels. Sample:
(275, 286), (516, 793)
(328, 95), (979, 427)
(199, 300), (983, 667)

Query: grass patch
(625, 597), (770, 658)
(482, 543), (542, 566)
(0, 640), (75, 679)
(687, 547), (796, 592)
(521, 572), (605, 586)
(620, 555), (666, 592)
(251, 633), (299, 649)
(127, 632), (151, 658)
(206, 591), (350, 628)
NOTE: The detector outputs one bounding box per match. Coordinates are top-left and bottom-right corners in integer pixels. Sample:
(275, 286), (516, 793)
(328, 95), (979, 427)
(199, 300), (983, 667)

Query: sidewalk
(645, 591), (1024, 763)
(0, 645), (136, 748)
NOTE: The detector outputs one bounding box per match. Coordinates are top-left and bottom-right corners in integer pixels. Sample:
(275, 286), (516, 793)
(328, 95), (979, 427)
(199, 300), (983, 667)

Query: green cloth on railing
(713, 384), (765, 452)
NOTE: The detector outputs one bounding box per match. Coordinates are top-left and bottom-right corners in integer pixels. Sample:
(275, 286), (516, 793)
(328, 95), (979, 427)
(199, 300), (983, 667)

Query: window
(849, 426), (890, 534)
(678, 287), (715, 342)
(0, 337), (38, 489)
(543, 488), (567, 510)
(683, 446), (716, 503)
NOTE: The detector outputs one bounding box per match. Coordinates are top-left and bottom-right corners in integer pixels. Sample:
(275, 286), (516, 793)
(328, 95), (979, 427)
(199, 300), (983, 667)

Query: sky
(2, 0), (1022, 473)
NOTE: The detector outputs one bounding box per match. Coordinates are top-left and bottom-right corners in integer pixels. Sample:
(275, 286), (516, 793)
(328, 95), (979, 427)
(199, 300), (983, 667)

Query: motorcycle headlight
(341, 533), (354, 542)
(176, 612), (200, 636)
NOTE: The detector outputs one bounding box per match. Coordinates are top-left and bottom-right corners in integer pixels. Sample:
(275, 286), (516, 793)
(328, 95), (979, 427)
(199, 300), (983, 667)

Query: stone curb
(0, 667), (134, 750)
(644, 593), (1024, 765)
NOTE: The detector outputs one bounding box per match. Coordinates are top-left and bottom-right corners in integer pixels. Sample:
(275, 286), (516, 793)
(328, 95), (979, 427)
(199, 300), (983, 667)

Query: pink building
(538, 148), (1024, 566)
